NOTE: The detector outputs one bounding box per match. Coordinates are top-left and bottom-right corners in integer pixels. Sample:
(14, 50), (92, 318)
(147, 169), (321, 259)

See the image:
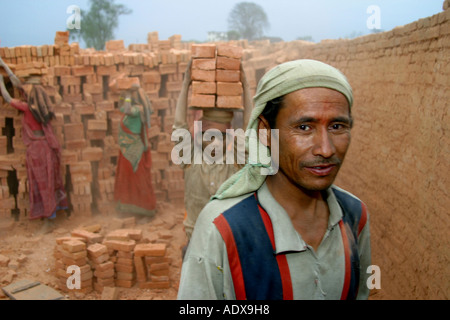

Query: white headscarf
(212, 59), (353, 200)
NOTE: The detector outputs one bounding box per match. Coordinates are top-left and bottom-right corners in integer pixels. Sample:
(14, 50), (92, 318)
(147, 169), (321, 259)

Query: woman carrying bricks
(113, 83), (157, 217)
(0, 57), (68, 231)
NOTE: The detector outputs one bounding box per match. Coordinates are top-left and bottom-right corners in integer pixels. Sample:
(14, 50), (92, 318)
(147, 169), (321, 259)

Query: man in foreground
(177, 59), (371, 300)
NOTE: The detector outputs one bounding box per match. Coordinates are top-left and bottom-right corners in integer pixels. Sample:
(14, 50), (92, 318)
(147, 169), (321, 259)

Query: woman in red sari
(0, 58), (68, 226)
(113, 84), (156, 217)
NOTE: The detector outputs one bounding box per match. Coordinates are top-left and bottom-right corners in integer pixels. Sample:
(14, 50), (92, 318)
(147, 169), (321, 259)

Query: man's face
(263, 87), (352, 192)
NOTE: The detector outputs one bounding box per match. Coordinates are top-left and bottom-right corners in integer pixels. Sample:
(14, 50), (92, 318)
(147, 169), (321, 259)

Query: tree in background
(227, 2), (270, 41)
(69, 0), (131, 50)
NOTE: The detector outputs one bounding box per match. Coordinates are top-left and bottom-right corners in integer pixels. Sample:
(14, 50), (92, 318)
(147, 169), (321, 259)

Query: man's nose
(312, 128), (336, 158)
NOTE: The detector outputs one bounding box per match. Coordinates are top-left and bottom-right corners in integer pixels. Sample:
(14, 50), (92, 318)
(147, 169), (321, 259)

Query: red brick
(116, 257), (134, 266)
(190, 94), (216, 108)
(115, 263), (134, 273)
(81, 147), (103, 162)
(94, 261), (114, 272)
(64, 123), (85, 141)
(87, 119), (107, 131)
(217, 44), (243, 59)
(216, 82), (243, 96)
(216, 70), (240, 82)
(191, 44), (216, 58)
(87, 243), (108, 258)
(96, 101), (114, 112)
(62, 239), (86, 253)
(116, 77), (140, 90)
(216, 95), (243, 109)
(134, 256), (148, 282)
(104, 240), (136, 252)
(105, 40), (125, 51)
(142, 71), (161, 83)
(217, 56), (241, 70)
(115, 279), (135, 288)
(71, 229), (103, 244)
(59, 247), (87, 260)
(159, 63), (177, 75)
(134, 243), (167, 257)
(65, 139), (87, 151)
(71, 65), (94, 76)
(192, 81), (216, 95)
(192, 58), (216, 70)
(191, 69), (216, 82)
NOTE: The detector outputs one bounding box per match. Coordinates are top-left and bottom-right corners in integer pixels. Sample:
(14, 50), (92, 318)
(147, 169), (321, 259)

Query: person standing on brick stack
(178, 59), (371, 300)
(113, 83), (157, 218)
(0, 57), (68, 233)
(173, 59), (253, 254)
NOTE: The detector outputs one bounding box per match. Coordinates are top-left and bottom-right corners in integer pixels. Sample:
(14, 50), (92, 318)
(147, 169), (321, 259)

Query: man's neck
(266, 174), (327, 215)
(265, 174), (330, 251)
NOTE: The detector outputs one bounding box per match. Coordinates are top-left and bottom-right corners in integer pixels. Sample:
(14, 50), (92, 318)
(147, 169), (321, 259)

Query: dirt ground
(0, 200), (387, 301)
(0, 201), (187, 300)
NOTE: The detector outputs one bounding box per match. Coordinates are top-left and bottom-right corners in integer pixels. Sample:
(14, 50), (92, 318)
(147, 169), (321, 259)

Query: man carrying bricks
(0, 56), (68, 232)
(178, 59), (372, 300)
(173, 56), (253, 249)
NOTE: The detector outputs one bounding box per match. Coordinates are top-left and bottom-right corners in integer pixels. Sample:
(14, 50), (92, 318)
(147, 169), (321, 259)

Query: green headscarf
(212, 59), (353, 200)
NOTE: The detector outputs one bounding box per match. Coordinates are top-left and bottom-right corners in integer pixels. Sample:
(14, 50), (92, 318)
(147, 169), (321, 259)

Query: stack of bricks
(0, 31), (251, 220)
(52, 223), (175, 295)
(189, 43), (244, 110)
(87, 243), (115, 292)
(104, 228), (143, 289)
(134, 242), (170, 289)
(0, 31), (79, 67)
(54, 236), (94, 294)
(0, 169), (14, 218)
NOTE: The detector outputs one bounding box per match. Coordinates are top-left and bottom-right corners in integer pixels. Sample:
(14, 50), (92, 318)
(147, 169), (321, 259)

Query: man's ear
(258, 116), (271, 148)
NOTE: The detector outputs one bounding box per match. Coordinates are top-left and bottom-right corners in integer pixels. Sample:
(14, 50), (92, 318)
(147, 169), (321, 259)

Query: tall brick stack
(0, 31), (258, 221)
(0, 31), (200, 219)
(189, 43), (244, 110)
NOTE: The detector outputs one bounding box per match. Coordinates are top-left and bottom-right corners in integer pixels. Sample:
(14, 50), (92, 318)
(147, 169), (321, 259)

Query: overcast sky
(0, 0), (445, 48)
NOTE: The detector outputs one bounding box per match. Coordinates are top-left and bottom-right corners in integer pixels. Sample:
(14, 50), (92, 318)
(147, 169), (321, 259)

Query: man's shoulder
(196, 193), (254, 226)
(331, 185), (365, 205)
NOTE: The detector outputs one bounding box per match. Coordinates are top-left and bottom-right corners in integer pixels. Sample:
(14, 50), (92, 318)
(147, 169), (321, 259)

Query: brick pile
(134, 243), (170, 289)
(54, 237), (95, 294)
(53, 224), (172, 294)
(87, 243), (114, 292)
(190, 43), (244, 110)
(0, 31), (202, 219)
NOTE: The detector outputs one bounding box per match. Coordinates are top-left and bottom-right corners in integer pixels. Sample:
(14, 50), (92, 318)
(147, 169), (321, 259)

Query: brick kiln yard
(1, 4), (450, 300)
(0, 201), (186, 300)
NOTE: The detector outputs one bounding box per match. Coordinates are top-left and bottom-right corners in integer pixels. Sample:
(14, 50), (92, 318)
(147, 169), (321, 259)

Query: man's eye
(331, 124), (347, 130)
(298, 124), (311, 131)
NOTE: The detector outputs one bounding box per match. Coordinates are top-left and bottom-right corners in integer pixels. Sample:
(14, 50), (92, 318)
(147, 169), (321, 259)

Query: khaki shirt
(183, 163), (240, 239)
(177, 182), (372, 300)
(173, 122), (242, 239)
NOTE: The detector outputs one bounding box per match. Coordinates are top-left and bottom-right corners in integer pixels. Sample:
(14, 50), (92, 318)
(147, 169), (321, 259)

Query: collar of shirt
(256, 182), (343, 255)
